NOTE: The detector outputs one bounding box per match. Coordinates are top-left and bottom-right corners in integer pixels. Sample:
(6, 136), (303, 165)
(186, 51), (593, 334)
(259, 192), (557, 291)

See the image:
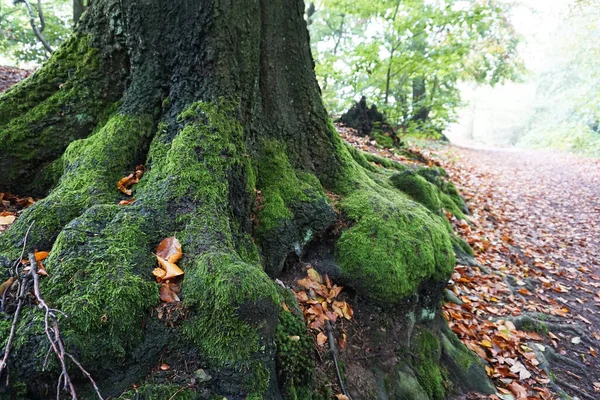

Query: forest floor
(0, 66), (31, 92)
(434, 146), (600, 400)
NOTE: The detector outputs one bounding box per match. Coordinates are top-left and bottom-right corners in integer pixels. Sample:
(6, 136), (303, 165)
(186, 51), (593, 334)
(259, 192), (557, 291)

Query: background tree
(0, 0), (70, 63)
(310, 0), (524, 137)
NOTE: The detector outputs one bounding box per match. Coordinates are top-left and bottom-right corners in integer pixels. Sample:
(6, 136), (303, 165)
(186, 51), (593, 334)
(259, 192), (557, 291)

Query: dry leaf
(316, 332), (327, 346)
(307, 268), (322, 283)
(118, 198), (137, 206)
(159, 283), (180, 303)
(0, 277), (14, 297)
(338, 332), (347, 350)
(335, 395), (349, 400)
(156, 237), (183, 263)
(152, 267), (167, 280)
(156, 255), (184, 281)
(159, 363), (170, 371)
(0, 215), (15, 225)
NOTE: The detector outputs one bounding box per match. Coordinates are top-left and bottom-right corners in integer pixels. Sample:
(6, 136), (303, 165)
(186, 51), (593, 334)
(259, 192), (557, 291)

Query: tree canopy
(309, 0), (524, 136)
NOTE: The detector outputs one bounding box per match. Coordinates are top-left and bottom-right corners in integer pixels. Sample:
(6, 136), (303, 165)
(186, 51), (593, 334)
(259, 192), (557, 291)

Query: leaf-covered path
(436, 146), (600, 399)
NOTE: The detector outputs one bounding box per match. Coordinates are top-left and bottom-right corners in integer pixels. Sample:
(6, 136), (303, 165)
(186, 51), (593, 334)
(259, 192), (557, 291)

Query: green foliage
(0, 0), (71, 64)
(309, 0), (524, 134)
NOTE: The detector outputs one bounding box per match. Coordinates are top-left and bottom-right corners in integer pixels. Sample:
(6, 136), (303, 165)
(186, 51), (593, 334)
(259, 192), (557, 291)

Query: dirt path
(437, 146), (600, 399)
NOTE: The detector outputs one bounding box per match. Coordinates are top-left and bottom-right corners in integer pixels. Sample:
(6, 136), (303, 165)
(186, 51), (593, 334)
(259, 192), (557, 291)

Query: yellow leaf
(152, 268), (167, 281)
(307, 268), (322, 283)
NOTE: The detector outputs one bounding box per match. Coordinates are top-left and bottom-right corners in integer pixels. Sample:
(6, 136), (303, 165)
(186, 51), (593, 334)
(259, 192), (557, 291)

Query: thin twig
(0, 277), (27, 377)
(326, 320), (350, 398)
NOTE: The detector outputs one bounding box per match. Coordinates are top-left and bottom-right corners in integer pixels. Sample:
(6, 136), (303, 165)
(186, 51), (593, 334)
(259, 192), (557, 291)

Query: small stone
(571, 336), (581, 345)
(194, 369), (212, 383)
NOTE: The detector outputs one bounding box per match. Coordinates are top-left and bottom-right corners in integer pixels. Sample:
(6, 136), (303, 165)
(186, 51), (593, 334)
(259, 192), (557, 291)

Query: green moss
(0, 34), (125, 193)
(415, 167), (467, 218)
(0, 113), (154, 258)
(275, 305), (314, 398)
(139, 101), (279, 382)
(336, 183), (454, 304)
(43, 205), (159, 361)
(413, 329), (445, 400)
(254, 140), (336, 276)
(451, 235), (475, 257)
(390, 171), (443, 215)
(373, 132), (394, 148)
(521, 320), (549, 335)
(119, 384), (195, 400)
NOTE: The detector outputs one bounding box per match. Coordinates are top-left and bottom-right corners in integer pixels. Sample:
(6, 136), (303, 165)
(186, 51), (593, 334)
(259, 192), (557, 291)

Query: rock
(194, 369), (212, 383)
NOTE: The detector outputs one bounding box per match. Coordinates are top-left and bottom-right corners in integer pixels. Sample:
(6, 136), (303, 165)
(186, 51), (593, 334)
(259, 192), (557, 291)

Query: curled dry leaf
(156, 237), (183, 263)
(117, 165), (145, 196)
(156, 255), (184, 281)
(152, 267), (167, 280)
(335, 395), (349, 400)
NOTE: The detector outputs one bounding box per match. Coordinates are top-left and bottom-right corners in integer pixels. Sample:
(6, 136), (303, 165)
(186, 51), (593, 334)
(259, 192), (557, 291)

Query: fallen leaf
(317, 332), (327, 346)
(159, 363), (170, 371)
(307, 268), (322, 283)
(118, 198), (137, 206)
(338, 332), (347, 350)
(335, 395), (349, 400)
(156, 255), (184, 281)
(0, 215), (15, 225)
(152, 267), (167, 280)
(159, 283), (180, 303)
(156, 237), (183, 263)
(0, 277), (14, 297)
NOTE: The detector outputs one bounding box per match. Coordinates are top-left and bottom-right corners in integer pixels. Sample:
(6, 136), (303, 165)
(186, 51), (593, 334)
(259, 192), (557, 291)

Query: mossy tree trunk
(0, 1), (493, 399)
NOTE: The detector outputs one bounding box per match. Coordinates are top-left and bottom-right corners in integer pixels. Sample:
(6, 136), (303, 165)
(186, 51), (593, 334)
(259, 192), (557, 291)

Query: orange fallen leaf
(118, 198), (137, 206)
(156, 237), (183, 264)
(0, 277), (14, 297)
(117, 165), (145, 196)
(338, 332), (347, 350)
(335, 395), (349, 400)
(159, 363), (170, 371)
(156, 255), (184, 281)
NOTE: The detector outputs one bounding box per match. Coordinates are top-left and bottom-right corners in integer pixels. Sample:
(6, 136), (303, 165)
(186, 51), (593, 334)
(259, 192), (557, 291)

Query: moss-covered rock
(118, 384), (195, 400)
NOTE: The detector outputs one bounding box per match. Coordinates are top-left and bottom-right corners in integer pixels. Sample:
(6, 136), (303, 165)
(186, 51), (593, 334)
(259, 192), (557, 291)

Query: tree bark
(0, 1), (493, 399)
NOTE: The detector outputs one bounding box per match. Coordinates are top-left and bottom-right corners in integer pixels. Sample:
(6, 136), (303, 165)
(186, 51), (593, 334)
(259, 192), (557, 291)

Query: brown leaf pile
(0, 192), (35, 233)
(293, 267), (352, 348)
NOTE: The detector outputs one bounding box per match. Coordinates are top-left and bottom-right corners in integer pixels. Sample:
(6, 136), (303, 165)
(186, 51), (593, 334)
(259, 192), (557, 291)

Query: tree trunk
(0, 1), (493, 399)
(73, 0), (85, 24)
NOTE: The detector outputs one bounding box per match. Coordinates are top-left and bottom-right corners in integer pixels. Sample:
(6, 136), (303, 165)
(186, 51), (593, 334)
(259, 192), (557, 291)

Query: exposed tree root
(0, 227), (103, 399)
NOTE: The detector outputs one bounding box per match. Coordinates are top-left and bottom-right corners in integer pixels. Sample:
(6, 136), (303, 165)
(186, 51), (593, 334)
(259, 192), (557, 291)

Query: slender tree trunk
(0, 1), (493, 399)
(73, 0), (85, 24)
